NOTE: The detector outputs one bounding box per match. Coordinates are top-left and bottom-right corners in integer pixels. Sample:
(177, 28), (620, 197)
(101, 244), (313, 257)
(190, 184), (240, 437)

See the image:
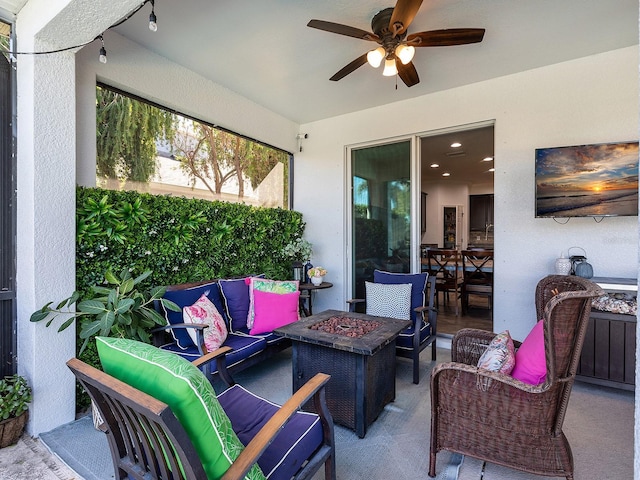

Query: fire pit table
(274, 309), (410, 438)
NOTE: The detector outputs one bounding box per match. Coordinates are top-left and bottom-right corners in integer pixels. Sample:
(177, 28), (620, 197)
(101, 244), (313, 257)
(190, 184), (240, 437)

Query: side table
(298, 282), (333, 316)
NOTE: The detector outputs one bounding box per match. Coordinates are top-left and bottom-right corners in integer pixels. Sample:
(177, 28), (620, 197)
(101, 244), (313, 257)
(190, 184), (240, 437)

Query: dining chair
(427, 249), (463, 316)
(461, 249), (493, 318)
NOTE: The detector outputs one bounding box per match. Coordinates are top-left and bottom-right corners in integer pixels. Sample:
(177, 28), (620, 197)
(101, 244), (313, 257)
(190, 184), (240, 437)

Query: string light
(1, 0), (157, 63)
(98, 35), (107, 63)
(148, 0), (157, 32)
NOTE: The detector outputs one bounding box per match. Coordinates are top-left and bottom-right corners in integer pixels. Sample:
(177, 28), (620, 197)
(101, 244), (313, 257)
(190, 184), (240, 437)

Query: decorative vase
(555, 256), (572, 275)
(310, 276), (323, 286)
(0, 411), (28, 448)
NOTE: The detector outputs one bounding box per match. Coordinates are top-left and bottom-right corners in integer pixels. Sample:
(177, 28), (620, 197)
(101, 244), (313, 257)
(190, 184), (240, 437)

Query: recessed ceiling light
(450, 142), (462, 148)
(442, 172), (451, 177)
(430, 163), (439, 168)
(483, 156), (493, 162)
(488, 168), (495, 172)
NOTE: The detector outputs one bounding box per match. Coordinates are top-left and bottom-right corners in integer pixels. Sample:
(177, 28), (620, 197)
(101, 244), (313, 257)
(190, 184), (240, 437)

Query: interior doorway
(420, 123), (494, 335)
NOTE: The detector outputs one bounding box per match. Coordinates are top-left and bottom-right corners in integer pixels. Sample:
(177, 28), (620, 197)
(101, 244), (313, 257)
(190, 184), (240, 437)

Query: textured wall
(296, 46), (638, 341)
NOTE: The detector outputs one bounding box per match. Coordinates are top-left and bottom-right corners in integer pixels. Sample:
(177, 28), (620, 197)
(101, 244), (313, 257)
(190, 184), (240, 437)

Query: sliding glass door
(350, 140), (413, 300)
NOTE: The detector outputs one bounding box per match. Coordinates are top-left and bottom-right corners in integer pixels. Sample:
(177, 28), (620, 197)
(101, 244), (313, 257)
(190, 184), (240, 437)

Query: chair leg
(431, 340), (437, 361)
(413, 350), (420, 384)
(428, 452), (437, 477)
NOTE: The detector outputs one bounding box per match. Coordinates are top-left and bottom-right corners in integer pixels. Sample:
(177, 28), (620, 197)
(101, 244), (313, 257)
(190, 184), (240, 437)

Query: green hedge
(76, 186), (306, 295)
(73, 187), (305, 410)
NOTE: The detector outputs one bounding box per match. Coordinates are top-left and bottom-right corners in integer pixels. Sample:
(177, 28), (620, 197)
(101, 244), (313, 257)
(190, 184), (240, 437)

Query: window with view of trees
(95, 85), (291, 208)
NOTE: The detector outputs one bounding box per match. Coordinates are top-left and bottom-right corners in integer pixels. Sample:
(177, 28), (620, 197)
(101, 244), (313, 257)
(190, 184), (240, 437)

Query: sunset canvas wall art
(535, 141), (638, 218)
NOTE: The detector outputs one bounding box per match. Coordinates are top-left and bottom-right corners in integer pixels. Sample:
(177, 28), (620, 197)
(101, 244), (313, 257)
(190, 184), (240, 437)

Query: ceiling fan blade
(389, 0), (424, 36)
(407, 28), (485, 47)
(396, 59), (420, 87)
(308, 20), (380, 42)
(330, 54), (369, 81)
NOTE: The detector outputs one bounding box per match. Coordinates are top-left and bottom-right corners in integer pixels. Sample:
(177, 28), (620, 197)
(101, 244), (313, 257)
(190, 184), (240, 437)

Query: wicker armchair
(429, 275), (603, 480)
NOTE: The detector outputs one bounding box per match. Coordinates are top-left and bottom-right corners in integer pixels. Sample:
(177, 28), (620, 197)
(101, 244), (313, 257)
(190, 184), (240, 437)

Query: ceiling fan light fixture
(367, 47), (385, 68)
(382, 58), (398, 76)
(395, 44), (415, 65)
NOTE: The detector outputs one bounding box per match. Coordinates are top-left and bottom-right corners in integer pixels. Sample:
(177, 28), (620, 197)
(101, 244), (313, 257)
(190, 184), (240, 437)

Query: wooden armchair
(429, 275), (603, 480)
(68, 343), (335, 480)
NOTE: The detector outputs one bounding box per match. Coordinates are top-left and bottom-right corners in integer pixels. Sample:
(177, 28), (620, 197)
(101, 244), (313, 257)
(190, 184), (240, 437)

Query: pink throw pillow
(183, 294), (228, 352)
(249, 289), (300, 335)
(511, 320), (547, 385)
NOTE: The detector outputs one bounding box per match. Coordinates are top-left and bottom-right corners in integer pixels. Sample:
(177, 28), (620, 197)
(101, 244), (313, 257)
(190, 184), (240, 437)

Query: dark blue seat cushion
(232, 326), (286, 345)
(159, 281), (227, 349)
(159, 333), (266, 373)
(396, 320), (433, 350)
(373, 270), (428, 324)
(222, 334), (267, 370)
(218, 384), (323, 480)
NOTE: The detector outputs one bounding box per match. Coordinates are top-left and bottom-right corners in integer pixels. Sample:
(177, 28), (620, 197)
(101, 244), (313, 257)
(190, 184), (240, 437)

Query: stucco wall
(296, 46), (638, 342)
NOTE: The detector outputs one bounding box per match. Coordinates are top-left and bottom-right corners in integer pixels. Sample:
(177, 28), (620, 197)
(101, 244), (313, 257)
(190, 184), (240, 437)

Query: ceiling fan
(307, 0), (485, 87)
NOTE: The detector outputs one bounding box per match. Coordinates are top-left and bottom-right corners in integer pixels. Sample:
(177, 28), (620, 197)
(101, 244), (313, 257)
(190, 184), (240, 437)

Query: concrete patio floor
(0, 434), (78, 480)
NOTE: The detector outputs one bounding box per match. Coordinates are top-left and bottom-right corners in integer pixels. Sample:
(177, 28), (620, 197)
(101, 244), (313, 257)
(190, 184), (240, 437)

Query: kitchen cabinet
(577, 277), (636, 391)
(469, 194), (494, 231)
(443, 205), (463, 249)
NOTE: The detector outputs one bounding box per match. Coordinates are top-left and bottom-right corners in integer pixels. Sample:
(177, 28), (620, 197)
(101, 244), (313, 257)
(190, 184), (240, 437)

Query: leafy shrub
(0, 375), (32, 420)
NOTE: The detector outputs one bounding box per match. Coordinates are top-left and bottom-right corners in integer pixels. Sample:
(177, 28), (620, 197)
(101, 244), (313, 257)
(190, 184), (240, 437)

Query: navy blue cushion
(160, 281), (226, 349)
(219, 276), (264, 332)
(373, 270), (427, 323)
(222, 334), (267, 370)
(396, 321), (433, 350)
(159, 333), (267, 374)
(218, 384), (323, 480)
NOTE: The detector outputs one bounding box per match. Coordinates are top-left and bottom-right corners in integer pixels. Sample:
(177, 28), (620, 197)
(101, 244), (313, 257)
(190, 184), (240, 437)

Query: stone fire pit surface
(309, 315), (382, 338)
(275, 310), (411, 356)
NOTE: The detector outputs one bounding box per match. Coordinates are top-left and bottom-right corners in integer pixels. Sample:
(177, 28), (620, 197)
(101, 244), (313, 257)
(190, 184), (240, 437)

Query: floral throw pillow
(246, 278), (299, 329)
(183, 294), (228, 352)
(477, 330), (516, 374)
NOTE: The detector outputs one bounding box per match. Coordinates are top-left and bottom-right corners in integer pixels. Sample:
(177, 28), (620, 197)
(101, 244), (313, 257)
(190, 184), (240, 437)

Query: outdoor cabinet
(577, 277), (636, 391)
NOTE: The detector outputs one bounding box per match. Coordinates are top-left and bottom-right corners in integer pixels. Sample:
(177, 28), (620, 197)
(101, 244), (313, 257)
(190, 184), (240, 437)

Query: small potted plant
(0, 375), (32, 448)
(307, 266), (327, 286)
(282, 238), (313, 281)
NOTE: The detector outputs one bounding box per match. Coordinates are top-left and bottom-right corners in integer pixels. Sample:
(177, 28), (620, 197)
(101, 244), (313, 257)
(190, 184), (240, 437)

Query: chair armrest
(191, 346), (235, 387)
(151, 323), (207, 332)
(450, 328), (496, 365)
(451, 328), (522, 365)
(346, 298), (365, 312)
(431, 361), (548, 397)
(221, 373), (332, 480)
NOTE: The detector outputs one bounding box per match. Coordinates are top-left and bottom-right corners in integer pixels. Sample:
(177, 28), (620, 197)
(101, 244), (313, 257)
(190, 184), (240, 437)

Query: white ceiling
(108, 0), (639, 124)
